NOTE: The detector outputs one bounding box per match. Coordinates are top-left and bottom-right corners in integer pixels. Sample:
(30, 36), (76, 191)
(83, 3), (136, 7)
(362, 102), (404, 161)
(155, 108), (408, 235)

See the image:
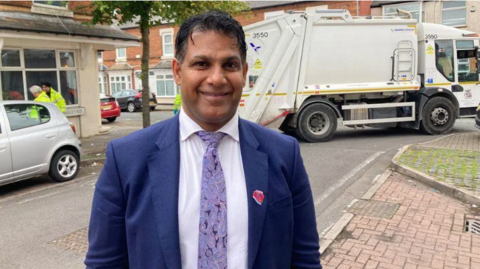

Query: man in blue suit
(85, 10), (321, 269)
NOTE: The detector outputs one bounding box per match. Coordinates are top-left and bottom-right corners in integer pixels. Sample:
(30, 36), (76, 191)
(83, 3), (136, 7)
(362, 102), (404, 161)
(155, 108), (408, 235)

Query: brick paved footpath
(321, 172), (480, 269)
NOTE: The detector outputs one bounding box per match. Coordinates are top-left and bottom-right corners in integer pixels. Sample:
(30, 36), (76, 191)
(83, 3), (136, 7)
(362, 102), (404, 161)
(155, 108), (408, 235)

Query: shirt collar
(179, 109), (239, 142)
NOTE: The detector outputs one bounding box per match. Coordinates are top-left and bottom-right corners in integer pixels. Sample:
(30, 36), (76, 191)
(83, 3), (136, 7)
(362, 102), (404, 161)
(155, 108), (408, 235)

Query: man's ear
(172, 58), (182, 86)
(242, 62), (248, 81)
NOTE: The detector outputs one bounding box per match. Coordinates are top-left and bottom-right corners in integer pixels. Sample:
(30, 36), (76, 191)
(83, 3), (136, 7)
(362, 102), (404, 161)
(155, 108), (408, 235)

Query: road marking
(314, 151), (384, 208)
(17, 191), (63, 204)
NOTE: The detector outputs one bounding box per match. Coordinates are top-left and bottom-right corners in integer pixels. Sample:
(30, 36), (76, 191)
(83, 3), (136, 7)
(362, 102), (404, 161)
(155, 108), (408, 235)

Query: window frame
(435, 40), (456, 82)
(441, 1), (467, 27)
(0, 48), (79, 106)
(109, 74), (132, 95)
(160, 28), (174, 58)
(32, 0), (69, 10)
(155, 72), (177, 97)
(116, 48), (127, 61)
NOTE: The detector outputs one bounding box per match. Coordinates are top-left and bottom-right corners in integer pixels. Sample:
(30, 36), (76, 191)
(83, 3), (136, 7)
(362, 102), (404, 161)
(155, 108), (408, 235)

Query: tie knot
(197, 131), (226, 149)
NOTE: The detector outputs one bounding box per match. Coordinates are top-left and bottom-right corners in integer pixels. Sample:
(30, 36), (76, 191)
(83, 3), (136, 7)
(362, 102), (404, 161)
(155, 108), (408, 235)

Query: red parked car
(100, 94), (121, 122)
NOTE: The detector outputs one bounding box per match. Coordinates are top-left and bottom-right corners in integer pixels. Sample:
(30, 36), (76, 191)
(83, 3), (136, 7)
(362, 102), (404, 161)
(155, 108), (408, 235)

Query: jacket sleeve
(55, 92), (67, 113)
(85, 142), (129, 269)
(290, 139), (322, 269)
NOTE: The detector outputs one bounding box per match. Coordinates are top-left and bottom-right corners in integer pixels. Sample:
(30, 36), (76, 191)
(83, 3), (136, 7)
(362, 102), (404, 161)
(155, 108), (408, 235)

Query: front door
(4, 103), (59, 177)
(0, 105), (13, 181)
(454, 40), (480, 115)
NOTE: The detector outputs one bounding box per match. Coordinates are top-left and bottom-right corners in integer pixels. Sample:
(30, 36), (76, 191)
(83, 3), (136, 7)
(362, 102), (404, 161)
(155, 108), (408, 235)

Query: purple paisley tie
(197, 131), (228, 269)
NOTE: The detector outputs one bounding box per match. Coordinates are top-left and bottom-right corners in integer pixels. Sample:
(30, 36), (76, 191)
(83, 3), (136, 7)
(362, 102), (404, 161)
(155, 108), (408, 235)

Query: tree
(87, 1), (250, 128)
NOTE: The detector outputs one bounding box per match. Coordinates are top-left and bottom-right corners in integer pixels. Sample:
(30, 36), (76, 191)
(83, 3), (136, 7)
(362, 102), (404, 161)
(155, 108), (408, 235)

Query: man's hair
(41, 81), (51, 87)
(175, 10), (247, 65)
(29, 85), (42, 95)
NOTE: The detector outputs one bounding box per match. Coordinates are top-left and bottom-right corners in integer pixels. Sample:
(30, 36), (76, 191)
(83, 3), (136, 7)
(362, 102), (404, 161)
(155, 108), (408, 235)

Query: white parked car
(0, 101), (81, 186)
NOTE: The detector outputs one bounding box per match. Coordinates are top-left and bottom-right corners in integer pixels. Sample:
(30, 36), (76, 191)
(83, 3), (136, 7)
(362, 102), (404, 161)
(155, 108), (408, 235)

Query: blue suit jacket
(85, 116), (321, 269)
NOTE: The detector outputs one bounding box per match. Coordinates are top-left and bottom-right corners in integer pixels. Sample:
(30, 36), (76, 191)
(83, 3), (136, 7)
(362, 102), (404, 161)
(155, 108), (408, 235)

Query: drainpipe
(356, 0), (359, 16)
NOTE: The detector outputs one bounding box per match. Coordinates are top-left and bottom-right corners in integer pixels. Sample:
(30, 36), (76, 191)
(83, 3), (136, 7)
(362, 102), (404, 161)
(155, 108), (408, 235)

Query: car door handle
(45, 134), (57, 139)
(0, 144), (6, 152)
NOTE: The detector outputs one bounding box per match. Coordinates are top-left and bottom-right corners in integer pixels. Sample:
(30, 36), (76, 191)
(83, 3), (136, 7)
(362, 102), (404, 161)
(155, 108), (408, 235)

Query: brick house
(100, 1), (372, 107)
(0, 1), (139, 137)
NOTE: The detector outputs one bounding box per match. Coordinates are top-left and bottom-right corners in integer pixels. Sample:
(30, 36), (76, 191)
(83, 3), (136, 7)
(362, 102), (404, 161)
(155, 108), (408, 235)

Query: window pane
(442, 9), (466, 26)
(165, 44), (173, 55)
(60, 52), (75, 68)
(127, 76), (130, 82)
(1, 71), (25, 101)
(34, 1), (68, 7)
(60, 71), (77, 105)
(121, 76), (125, 81)
(166, 75), (173, 79)
(166, 80), (175, 96)
(111, 83), (117, 94)
(149, 71), (154, 76)
(98, 52), (102, 60)
(156, 81), (166, 96)
(156, 75), (164, 79)
(385, 3), (419, 14)
(1, 50), (21, 67)
(117, 48), (126, 58)
(5, 104), (40, 131)
(457, 41), (474, 49)
(164, 34), (172, 44)
(116, 77), (120, 81)
(121, 83), (126, 90)
(435, 40), (454, 82)
(443, 1), (466, 9)
(37, 104), (51, 123)
(457, 50), (479, 82)
(26, 71), (58, 100)
(24, 49), (56, 68)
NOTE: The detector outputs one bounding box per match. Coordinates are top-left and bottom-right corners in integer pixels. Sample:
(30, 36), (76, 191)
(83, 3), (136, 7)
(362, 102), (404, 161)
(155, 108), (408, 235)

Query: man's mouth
(200, 91), (230, 97)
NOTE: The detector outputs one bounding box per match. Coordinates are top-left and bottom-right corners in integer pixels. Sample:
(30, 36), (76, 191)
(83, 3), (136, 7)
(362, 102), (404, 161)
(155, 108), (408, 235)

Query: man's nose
(207, 66), (227, 86)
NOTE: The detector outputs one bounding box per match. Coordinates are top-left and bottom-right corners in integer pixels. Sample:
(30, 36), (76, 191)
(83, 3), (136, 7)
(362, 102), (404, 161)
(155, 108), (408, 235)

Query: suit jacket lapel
(148, 115), (182, 269)
(239, 119), (269, 269)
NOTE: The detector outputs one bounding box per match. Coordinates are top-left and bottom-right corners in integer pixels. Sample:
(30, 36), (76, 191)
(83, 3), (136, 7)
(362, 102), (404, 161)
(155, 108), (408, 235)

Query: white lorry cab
(239, 10), (480, 142)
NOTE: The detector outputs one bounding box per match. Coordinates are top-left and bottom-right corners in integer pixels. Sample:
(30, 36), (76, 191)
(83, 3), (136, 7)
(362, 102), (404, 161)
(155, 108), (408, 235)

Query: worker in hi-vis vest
(29, 85), (52, 119)
(173, 90), (182, 116)
(41, 81), (66, 113)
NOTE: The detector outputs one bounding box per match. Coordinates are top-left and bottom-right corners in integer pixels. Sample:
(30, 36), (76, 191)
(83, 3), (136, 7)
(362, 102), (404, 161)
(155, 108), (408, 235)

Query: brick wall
(102, 24), (180, 70)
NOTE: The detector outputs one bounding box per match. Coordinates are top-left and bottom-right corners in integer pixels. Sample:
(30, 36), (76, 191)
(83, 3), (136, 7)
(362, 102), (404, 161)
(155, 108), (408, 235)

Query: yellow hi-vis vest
(48, 88), (66, 113)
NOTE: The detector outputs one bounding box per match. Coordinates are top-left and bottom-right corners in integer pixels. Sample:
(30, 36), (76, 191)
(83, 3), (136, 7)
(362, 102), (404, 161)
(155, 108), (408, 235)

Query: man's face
(173, 30), (248, 132)
(41, 85), (50, 93)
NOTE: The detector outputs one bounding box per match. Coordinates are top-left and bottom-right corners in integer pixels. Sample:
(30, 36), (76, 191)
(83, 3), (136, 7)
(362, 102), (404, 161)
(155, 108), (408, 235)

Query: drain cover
(347, 200), (400, 219)
(50, 227), (89, 253)
(465, 220), (480, 234)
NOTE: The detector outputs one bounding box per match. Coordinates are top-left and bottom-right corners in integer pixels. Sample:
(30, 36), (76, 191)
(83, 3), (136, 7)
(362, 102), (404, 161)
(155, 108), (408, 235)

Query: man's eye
(194, 62), (208, 67)
(225, 62), (238, 69)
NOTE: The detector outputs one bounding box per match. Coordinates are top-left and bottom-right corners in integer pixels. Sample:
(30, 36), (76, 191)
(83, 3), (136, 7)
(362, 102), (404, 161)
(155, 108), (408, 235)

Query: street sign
(65, 107), (86, 117)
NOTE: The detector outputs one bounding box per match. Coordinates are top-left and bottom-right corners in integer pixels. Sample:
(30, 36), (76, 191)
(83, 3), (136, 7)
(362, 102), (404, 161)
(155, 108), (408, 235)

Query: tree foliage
(86, 1), (249, 128)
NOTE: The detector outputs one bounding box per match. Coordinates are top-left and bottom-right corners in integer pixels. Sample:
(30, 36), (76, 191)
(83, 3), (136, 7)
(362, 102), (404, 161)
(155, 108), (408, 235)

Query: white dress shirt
(178, 110), (248, 269)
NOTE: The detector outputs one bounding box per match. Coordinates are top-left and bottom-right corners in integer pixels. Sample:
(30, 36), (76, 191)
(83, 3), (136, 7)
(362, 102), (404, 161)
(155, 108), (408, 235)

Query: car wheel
(296, 103), (337, 142)
(107, 117), (116, 122)
(420, 96), (456, 135)
(127, 102), (135, 113)
(49, 150), (79, 182)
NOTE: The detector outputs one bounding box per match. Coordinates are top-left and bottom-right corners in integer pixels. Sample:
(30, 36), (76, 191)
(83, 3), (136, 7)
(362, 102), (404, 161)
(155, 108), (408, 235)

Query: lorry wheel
(420, 96), (456, 135)
(296, 103), (337, 142)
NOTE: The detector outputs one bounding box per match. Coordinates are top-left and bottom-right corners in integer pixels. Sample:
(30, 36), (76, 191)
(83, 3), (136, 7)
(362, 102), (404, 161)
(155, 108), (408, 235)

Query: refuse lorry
(239, 9), (480, 142)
